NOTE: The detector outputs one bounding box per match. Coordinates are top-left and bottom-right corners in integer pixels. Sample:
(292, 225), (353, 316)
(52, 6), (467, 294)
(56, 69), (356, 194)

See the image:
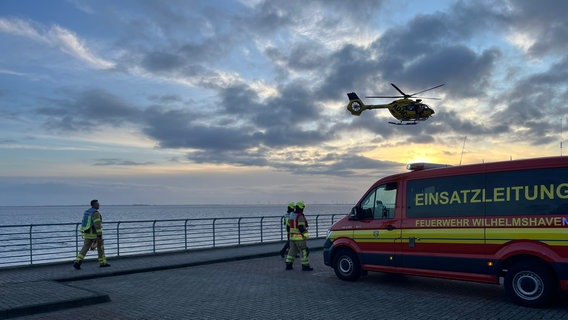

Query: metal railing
(0, 214), (343, 268)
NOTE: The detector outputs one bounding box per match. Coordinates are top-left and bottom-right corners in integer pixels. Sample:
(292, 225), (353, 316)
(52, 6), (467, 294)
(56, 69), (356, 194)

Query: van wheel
(333, 249), (360, 281)
(504, 262), (556, 307)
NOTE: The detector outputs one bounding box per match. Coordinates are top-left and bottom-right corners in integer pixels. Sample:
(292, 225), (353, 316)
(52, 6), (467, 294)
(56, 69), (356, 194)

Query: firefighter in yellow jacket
(285, 201), (313, 271)
(279, 202), (295, 258)
(73, 199), (110, 269)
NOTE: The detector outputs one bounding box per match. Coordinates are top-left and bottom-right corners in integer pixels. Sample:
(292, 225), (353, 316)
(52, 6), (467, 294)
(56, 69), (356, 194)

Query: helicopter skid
(389, 121), (417, 125)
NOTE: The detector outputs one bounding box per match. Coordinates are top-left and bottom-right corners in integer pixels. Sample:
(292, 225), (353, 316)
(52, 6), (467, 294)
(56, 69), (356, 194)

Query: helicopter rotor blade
(409, 84), (445, 97)
(367, 83), (445, 99)
(413, 96), (441, 100)
(365, 95), (404, 99)
(390, 83), (408, 97)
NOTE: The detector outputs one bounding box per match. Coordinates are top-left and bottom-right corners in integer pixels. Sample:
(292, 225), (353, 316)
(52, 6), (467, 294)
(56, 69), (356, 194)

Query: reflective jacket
(80, 208), (103, 239)
(283, 212), (291, 233)
(289, 211), (309, 240)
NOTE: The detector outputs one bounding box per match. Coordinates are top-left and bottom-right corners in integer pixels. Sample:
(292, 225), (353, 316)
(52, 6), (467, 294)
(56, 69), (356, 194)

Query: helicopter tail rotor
(346, 92), (365, 116)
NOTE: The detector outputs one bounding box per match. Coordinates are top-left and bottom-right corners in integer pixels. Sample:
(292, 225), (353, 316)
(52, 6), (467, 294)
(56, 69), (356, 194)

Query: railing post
(152, 220), (157, 253)
(212, 218), (217, 247)
(315, 215), (320, 238)
(116, 222), (121, 256)
(237, 218), (242, 245)
(260, 217), (264, 243)
(280, 216), (284, 240)
(184, 219), (189, 250)
(75, 223), (80, 257)
(29, 225), (33, 265)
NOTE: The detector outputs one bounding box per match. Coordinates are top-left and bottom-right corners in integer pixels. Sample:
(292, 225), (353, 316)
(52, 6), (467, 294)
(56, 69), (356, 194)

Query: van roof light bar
(407, 163), (452, 171)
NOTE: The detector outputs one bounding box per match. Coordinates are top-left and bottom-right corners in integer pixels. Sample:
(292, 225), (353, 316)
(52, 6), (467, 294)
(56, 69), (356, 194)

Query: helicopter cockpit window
(359, 183), (397, 220)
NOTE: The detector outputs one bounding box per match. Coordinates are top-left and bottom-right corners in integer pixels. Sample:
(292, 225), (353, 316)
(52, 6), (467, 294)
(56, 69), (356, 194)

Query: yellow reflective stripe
(486, 227), (568, 245)
(328, 230), (352, 239)
(290, 233), (305, 240)
(401, 228), (485, 245)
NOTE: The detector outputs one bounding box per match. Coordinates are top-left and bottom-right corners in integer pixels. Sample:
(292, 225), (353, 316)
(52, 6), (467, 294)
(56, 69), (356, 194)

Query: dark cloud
(249, 0), (387, 30)
(141, 106), (260, 151)
(317, 44), (382, 99)
(140, 81), (336, 165)
(141, 51), (185, 72)
(187, 149), (269, 167)
(368, 10), (503, 98)
(264, 42), (328, 73)
(488, 57), (568, 145)
(280, 154), (403, 177)
(504, 0), (568, 57)
(141, 37), (232, 74)
(37, 89), (139, 131)
(147, 94), (184, 104)
(393, 46), (501, 98)
(429, 109), (505, 136)
(93, 159), (154, 166)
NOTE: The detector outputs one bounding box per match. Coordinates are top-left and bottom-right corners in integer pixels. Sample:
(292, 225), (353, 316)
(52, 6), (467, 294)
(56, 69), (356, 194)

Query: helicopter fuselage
(386, 98), (434, 122)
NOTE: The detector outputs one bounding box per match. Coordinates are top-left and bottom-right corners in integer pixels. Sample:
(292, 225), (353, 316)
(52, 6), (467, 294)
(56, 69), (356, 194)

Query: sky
(1, 0), (567, 206)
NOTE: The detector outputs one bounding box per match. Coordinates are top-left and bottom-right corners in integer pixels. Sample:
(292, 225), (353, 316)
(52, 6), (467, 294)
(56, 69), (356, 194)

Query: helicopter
(346, 83), (444, 125)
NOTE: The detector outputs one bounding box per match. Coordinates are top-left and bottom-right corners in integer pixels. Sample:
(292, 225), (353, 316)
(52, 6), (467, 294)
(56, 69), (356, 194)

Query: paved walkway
(2, 239), (567, 319)
(1, 239), (322, 319)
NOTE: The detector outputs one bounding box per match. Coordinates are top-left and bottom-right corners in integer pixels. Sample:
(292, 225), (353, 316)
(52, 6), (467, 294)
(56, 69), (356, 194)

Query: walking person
(73, 199), (110, 269)
(285, 201), (313, 271)
(279, 202), (295, 258)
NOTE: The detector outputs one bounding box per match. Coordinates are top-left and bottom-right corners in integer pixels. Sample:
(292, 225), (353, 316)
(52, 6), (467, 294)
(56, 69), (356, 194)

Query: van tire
(333, 249), (361, 281)
(504, 261), (556, 307)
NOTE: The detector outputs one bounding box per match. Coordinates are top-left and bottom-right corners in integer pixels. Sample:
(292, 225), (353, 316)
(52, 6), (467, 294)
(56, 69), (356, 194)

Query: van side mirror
(350, 206), (371, 220)
(349, 206), (361, 220)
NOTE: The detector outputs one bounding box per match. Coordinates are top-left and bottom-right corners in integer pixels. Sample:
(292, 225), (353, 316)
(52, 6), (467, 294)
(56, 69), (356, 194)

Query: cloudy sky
(1, 0), (567, 206)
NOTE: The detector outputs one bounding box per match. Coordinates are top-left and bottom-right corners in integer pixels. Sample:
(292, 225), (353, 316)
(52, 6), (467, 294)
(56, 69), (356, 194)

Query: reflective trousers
(285, 239), (309, 266)
(75, 237), (107, 264)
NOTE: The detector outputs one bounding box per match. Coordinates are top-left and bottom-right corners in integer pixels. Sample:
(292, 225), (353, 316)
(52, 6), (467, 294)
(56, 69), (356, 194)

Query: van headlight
(326, 230), (333, 239)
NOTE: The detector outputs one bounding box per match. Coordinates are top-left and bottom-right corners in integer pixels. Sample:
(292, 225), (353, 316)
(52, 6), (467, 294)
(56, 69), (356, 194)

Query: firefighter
(285, 201), (313, 271)
(279, 202), (295, 258)
(73, 199), (110, 269)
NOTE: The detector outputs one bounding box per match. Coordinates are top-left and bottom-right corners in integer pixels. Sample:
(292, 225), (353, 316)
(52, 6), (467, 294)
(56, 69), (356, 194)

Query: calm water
(0, 204), (353, 226)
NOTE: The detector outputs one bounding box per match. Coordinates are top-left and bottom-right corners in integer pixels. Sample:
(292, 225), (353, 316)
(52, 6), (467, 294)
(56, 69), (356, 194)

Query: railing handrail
(0, 214), (344, 268)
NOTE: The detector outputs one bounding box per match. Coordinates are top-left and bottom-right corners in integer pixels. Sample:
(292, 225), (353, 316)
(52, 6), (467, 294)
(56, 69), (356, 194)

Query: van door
(400, 174), (487, 278)
(352, 182), (402, 269)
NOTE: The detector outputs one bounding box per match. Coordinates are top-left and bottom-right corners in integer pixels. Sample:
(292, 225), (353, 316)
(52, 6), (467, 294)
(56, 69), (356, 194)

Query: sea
(0, 204), (353, 226)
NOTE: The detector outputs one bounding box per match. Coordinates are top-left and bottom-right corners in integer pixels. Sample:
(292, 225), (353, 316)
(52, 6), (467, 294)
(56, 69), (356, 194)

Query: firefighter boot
(73, 261), (81, 270)
(302, 265), (313, 271)
(285, 262), (293, 270)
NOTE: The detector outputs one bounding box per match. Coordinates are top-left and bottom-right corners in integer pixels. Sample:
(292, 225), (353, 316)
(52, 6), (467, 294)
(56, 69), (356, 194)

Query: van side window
(407, 174), (485, 218)
(486, 168), (568, 216)
(360, 183), (397, 219)
(407, 168), (568, 218)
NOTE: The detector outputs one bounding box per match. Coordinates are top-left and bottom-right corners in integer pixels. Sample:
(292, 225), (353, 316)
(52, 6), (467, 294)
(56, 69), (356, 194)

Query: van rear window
(406, 168), (568, 218)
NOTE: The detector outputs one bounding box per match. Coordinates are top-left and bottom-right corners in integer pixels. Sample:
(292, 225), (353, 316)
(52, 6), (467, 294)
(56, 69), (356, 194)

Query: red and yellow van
(323, 156), (568, 307)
